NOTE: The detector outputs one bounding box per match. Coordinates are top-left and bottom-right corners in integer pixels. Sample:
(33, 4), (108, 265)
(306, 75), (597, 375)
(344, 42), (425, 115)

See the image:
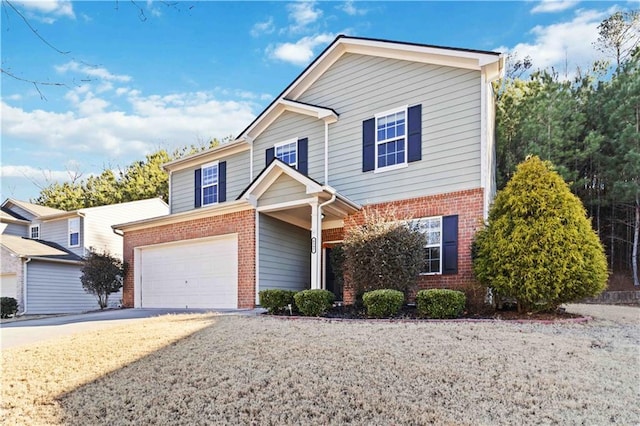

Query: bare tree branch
(3, 0), (71, 55)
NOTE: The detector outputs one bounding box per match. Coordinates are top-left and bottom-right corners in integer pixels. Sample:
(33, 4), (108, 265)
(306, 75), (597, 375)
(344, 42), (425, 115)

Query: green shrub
(416, 289), (466, 319)
(1, 297), (18, 318)
(472, 156), (608, 312)
(259, 289), (297, 314)
(81, 250), (126, 309)
(362, 289), (404, 318)
(293, 289), (334, 316)
(342, 211), (425, 297)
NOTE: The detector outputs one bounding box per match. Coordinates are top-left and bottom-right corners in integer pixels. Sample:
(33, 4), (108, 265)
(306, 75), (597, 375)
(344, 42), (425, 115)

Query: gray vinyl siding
(252, 111), (325, 183)
(171, 150), (251, 214)
(258, 174), (309, 207)
(26, 261), (100, 314)
(258, 214), (310, 292)
(40, 218), (85, 257)
(7, 206), (36, 221)
(297, 53), (482, 205)
(1, 223), (28, 236)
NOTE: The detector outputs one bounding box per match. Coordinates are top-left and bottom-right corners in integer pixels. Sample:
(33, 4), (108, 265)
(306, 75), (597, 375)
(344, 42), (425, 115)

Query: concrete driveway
(0, 308), (262, 350)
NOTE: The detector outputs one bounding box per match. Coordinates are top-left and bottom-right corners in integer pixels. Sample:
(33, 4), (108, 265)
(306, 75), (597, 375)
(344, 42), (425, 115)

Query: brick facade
(341, 188), (485, 304)
(122, 209), (256, 309)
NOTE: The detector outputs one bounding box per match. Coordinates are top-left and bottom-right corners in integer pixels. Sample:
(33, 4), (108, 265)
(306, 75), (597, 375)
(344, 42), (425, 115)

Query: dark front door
(325, 248), (342, 301)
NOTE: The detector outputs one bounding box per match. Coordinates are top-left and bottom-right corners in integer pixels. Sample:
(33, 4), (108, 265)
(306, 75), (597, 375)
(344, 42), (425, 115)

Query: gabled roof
(0, 208), (30, 224)
(1, 235), (83, 263)
(236, 34), (503, 143)
(2, 198), (65, 217)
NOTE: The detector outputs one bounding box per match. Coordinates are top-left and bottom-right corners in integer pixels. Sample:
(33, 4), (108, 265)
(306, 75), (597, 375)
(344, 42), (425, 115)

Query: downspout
(20, 257), (31, 315)
(324, 121), (329, 185)
(316, 193), (337, 289)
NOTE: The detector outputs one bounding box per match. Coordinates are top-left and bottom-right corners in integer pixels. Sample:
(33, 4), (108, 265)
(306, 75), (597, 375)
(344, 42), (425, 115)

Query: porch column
(310, 201), (322, 289)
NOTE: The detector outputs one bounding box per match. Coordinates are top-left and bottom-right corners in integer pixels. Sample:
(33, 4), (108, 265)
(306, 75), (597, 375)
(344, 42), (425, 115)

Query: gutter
(20, 257), (31, 315)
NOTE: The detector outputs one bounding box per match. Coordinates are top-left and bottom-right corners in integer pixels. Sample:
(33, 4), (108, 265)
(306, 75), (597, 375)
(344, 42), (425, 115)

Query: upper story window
(29, 224), (40, 240)
(202, 162), (219, 206)
(376, 106), (407, 171)
(275, 140), (297, 168)
(68, 217), (80, 248)
(414, 216), (442, 274)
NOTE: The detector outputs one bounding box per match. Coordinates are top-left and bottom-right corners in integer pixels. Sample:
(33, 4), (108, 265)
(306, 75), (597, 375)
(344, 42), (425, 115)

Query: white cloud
(14, 0), (75, 21)
(531, 0), (580, 14)
(502, 8), (613, 74)
(287, 1), (322, 33)
(55, 61), (132, 82)
(251, 17), (275, 37)
(338, 1), (367, 16)
(1, 165), (72, 181)
(269, 33), (335, 65)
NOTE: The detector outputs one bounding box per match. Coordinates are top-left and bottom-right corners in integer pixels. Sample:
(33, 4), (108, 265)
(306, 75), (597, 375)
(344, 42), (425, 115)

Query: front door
(325, 247), (342, 301)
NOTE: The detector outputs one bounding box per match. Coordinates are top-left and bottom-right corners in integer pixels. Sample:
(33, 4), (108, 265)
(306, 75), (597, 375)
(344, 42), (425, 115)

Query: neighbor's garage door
(140, 235), (238, 309)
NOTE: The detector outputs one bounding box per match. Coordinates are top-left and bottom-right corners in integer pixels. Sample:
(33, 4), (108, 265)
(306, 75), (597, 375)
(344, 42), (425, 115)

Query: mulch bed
(270, 304), (584, 321)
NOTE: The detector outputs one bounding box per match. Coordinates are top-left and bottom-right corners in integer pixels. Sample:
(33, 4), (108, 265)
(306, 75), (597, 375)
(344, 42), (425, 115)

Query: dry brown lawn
(1, 308), (638, 425)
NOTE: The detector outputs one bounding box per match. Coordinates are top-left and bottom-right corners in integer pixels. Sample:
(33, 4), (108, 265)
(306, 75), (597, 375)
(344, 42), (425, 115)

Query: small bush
(416, 289), (466, 319)
(362, 289), (404, 318)
(294, 289), (334, 316)
(1, 297), (18, 318)
(259, 289), (297, 314)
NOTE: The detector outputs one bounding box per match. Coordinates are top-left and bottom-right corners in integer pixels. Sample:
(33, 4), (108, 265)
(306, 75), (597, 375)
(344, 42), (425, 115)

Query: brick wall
(342, 188), (485, 304)
(122, 209), (256, 308)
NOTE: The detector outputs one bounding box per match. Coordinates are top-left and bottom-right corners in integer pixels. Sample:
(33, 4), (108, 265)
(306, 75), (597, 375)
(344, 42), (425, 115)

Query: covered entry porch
(239, 160), (360, 301)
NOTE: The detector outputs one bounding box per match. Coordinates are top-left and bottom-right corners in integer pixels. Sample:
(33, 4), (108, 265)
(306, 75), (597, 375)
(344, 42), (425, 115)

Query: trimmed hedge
(294, 289), (334, 317)
(362, 289), (404, 318)
(1, 297), (18, 318)
(416, 289), (465, 319)
(259, 289), (297, 314)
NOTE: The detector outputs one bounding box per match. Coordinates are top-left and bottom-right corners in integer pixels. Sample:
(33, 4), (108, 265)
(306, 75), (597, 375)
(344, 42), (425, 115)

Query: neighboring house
(114, 35), (504, 310)
(0, 198), (169, 314)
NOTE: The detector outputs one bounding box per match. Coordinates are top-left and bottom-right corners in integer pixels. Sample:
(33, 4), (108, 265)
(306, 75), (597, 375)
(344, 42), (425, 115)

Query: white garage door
(0, 274), (17, 299)
(140, 235), (238, 309)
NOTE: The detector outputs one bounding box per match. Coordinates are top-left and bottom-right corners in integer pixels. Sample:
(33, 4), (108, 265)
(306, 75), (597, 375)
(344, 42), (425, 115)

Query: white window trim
(201, 161), (219, 206)
(29, 224), (40, 240)
(274, 138), (298, 168)
(68, 217), (80, 248)
(414, 215), (443, 276)
(374, 105), (408, 173)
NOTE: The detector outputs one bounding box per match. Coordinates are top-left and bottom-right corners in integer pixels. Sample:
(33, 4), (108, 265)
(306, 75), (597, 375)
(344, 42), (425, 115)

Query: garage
(138, 234), (238, 309)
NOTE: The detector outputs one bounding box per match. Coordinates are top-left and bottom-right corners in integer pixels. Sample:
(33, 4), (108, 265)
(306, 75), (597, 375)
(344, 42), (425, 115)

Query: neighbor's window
(376, 106), (407, 170)
(68, 217), (80, 247)
(201, 162), (219, 206)
(275, 140), (297, 167)
(29, 224), (40, 240)
(414, 216), (442, 274)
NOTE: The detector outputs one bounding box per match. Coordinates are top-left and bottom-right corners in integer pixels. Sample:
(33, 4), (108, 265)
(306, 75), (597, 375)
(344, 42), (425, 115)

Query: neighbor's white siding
(170, 150), (251, 214)
(40, 217), (85, 257)
(296, 52), (482, 205)
(258, 214), (310, 292)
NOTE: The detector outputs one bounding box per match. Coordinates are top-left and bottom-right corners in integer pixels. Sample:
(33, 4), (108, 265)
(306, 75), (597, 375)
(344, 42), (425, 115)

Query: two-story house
(114, 35), (504, 310)
(0, 198), (168, 314)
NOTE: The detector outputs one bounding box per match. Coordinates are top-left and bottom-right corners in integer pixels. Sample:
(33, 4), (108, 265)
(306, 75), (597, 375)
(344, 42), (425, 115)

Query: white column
(309, 201), (322, 289)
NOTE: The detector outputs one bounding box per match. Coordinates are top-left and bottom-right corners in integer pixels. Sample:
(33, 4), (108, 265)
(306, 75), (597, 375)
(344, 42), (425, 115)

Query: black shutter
(362, 118), (375, 172)
(407, 104), (422, 163)
(218, 161), (227, 203)
(297, 138), (308, 175)
(266, 147), (275, 166)
(194, 168), (202, 208)
(442, 215), (458, 275)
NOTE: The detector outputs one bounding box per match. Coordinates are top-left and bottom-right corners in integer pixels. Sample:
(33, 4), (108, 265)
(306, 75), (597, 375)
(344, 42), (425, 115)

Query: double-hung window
(414, 216), (442, 274)
(29, 224), (40, 240)
(201, 162), (219, 206)
(275, 140), (297, 168)
(376, 106), (407, 171)
(68, 217), (80, 248)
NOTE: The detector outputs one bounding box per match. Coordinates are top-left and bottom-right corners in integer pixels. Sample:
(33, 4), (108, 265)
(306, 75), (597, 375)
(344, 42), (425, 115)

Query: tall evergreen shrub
(473, 156), (608, 312)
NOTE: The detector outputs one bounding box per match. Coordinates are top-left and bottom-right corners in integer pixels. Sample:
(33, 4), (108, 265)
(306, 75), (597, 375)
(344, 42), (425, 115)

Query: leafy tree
(120, 150), (172, 203)
(80, 250), (127, 309)
(342, 211), (425, 298)
(473, 156), (608, 312)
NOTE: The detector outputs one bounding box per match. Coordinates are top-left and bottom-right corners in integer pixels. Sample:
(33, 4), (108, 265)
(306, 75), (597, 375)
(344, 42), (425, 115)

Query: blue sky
(0, 0), (632, 202)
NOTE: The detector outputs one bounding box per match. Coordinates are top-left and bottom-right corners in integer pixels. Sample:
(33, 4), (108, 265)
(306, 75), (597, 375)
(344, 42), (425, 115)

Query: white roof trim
(240, 160), (324, 202)
(163, 140), (250, 172)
